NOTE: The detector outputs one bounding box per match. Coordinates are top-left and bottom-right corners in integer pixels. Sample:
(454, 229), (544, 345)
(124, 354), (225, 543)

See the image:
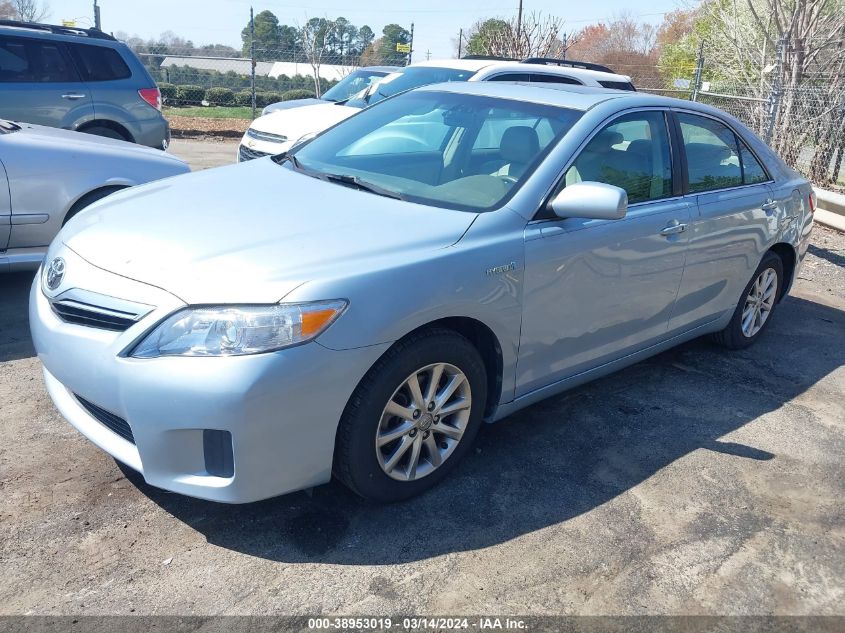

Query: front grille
(238, 144), (271, 162)
(51, 299), (138, 331)
(75, 395), (135, 444)
(246, 128), (287, 144)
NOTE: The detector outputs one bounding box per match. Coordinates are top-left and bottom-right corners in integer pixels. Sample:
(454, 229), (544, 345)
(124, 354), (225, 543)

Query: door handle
(659, 221), (687, 236)
(61, 93), (86, 100)
(761, 200), (778, 213)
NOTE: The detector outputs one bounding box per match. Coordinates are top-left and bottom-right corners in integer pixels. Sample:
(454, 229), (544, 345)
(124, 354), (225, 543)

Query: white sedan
(0, 119), (189, 272)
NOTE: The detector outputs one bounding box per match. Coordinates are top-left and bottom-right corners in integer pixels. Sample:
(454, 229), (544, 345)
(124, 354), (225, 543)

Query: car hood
(263, 97), (325, 114)
(6, 120), (186, 167)
(250, 103), (359, 141)
(60, 159), (477, 304)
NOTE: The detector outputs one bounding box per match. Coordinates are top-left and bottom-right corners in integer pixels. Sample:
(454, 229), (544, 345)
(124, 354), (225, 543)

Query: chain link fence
(130, 41), (845, 190)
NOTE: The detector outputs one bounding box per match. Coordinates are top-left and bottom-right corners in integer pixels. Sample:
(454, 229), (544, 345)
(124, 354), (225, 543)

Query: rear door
(668, 111), (777, 332)
(0, 35), (94, 128)
(0, 156), (10, 250)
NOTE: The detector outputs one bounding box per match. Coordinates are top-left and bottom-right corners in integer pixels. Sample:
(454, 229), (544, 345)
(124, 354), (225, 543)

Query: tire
(63, 187), (125, 226)
(711, 251), (784, 349)
(81, 125), (129, 142)
(334, 328), (487, 503)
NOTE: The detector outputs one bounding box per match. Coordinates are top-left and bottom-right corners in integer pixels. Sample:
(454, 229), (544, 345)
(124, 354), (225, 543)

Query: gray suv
(0, 21), (169, 149)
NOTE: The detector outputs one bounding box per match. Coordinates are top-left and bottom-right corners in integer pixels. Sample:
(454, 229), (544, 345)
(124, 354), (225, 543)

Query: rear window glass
(68, 44), (131, 81)
(599, 80), (635, 91)
(0, 36), (77, 83)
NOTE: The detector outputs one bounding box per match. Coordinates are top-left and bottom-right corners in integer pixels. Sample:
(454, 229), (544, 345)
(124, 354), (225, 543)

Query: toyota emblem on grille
(45, 257), (66, 291)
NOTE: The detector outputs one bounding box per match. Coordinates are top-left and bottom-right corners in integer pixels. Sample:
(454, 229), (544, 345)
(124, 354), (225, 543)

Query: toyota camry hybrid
(30, 82), (814, 503)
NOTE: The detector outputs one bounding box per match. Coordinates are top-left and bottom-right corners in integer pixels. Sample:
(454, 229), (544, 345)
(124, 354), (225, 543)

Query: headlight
(130, 300), (347, 358)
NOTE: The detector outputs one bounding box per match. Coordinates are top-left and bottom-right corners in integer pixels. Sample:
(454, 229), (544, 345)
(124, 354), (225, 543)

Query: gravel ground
(0, 212), (843, 616)
(167, 115), (250, 139)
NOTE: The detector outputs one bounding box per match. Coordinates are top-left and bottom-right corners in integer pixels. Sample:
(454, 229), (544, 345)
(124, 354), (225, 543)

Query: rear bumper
(30, 253), (390, 503)
(128, 115), (170, 150)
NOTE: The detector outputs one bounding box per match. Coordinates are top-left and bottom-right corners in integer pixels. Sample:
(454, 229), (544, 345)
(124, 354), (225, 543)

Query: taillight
(138, 87), (161, 111)
(809, 191), (816, 213)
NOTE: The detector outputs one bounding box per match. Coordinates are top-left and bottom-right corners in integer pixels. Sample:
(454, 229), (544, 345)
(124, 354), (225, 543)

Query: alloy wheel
(375, 362), (472, 481)
(741, 267), (777, 338)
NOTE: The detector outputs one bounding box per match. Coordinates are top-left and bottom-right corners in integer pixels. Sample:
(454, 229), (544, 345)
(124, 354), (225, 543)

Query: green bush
(204, 87), (235, 106)
(234, 90), (253, 106)
(281, 89), (316, 101)
(175, 85), (205, 105)
(158, 83), (177, 104)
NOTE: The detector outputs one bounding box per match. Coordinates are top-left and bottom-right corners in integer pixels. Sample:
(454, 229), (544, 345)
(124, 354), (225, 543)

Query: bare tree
(10, 0), (50, 22)
(467, 12), (578, 59)
(0, 0), (15, 19)
(300, 18), (339, 96)
(701, 0), (845, 183)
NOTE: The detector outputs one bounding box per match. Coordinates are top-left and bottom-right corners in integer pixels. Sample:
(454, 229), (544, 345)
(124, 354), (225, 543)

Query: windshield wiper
(272, 152), (303, 170)
(323, 173), (406, 200)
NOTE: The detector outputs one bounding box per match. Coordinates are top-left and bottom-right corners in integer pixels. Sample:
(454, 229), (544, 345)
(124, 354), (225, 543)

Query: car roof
(413, 58), (632, 83)
(416, 80), (682, 111)
(0, 20), (119, 44)
(359, 65), (402, 73)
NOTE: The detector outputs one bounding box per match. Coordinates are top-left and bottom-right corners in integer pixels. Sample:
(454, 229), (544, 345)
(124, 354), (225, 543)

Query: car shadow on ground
(114, 293), (844, 566)
(0, 271), (36, 362)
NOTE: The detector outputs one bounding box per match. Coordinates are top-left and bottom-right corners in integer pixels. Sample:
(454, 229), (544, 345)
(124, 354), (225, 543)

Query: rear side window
(738, 141), (769, 184)
(0, 36), (77, 83)
(67, 44), (131, 81)
(678, 113), (743, 192)
(489, 72), (582, 85)
(599, 80), (635, 91)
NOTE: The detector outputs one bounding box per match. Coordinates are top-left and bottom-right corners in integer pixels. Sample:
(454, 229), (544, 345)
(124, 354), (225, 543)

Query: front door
(518, 110), (691, 395)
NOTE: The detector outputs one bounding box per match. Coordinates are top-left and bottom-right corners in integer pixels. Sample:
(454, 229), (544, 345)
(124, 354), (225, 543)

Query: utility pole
(426, 49), (431, 61)
(408, 22), (414, 66)
(516, 0), (523, 44)
(93, 0), (101, 30)
(457, 28), (463, 58)
(250, 6), (256, 120)
(691, 39), (705, 102)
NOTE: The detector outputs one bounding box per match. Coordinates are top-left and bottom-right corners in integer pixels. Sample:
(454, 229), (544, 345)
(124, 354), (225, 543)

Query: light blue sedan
(30, 82), (814, 503)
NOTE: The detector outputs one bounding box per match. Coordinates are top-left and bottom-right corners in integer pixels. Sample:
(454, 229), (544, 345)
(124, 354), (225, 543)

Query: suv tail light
(139, 87), (161, 111)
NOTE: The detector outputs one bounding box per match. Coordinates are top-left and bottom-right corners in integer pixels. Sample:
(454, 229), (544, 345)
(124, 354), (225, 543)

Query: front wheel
(712, 252), (784, 349)
(334, 329), (487, 502)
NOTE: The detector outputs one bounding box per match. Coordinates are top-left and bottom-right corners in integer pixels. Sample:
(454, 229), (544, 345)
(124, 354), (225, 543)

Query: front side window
(291, 91), (582, 212)
(678, 113), (744, 192)
(0, 37), (77, 83)
(67, 44), (131, 82)
(564, 111), (673, 204)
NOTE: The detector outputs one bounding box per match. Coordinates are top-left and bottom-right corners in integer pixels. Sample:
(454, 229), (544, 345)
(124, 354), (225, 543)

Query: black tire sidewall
(726, 252), (784, 348)
(337, 331), (487, 503)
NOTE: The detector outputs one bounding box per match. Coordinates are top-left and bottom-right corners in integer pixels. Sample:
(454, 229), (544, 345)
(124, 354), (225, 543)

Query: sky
(48, 0), (687, 60)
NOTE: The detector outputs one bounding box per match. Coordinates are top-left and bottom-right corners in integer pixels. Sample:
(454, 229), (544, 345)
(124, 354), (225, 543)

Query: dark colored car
(0, 20), (169, 149)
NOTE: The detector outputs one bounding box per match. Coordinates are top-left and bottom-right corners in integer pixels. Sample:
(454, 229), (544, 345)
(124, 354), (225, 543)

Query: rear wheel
(81, 125), (130, 142)
(334, 329), (487, 502)
(712, 252), (783, 349)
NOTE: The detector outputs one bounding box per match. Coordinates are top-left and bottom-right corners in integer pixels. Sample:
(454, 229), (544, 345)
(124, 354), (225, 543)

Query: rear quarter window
(68, 44), (131, 81)
(599, 80), (636, 91)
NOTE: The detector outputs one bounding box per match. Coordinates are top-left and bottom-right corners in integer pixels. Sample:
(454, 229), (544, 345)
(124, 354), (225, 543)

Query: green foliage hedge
(281, 89), (316, 101)
(158, 83), (177, 103)
(174, 84), (205, 105)
(204, 87), (235, 105)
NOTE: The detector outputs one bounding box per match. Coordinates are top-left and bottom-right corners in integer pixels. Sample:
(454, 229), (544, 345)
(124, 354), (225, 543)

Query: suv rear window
(599, 80), (635, 91)
(67, 43), (131, 81)
(0, 36), (78, 83)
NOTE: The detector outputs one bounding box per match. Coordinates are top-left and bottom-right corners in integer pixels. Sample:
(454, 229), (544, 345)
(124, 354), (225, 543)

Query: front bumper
(237, 131), (293, 162)
(30, 249), (389, 503)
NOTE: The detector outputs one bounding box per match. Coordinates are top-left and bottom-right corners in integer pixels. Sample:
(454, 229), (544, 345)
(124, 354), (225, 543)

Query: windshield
(0, 120), (21, 135)
(322, 68), (390, 103)
(290, 90), (582, 212)
(345, 66), (477, 109)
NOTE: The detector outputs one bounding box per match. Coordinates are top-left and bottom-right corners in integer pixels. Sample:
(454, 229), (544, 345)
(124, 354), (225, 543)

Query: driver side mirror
(548, 182), (628, 220)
